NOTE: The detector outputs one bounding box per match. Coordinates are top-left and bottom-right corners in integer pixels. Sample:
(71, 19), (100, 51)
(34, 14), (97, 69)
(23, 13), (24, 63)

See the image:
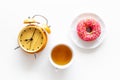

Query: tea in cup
(49, 44), (74, 69)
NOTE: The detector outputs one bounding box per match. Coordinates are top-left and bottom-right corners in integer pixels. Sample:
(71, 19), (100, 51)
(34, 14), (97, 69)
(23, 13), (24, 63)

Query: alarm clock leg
(14, 46), (20, 50)
(34, 53), (37, 59)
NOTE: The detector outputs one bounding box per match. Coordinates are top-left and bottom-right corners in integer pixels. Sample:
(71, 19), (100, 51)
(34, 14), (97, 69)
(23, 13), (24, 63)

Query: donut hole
(86, 26), (92, 33)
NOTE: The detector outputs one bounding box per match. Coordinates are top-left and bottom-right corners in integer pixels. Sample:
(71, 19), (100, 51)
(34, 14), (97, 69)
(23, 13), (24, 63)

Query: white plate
(70, 13), (106, 49)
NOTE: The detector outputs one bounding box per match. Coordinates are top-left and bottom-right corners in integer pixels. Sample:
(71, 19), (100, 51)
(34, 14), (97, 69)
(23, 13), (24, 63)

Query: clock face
(18, 25), (47, 53)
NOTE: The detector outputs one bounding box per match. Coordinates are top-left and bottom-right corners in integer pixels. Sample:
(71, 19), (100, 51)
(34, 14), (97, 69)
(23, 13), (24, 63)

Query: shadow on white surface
(70, 38), (105, 54)
(43, 60), (73, 79)
(13, 49), (37, 70)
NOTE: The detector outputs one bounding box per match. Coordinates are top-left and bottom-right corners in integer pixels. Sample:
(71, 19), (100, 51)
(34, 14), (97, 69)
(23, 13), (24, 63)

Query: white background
(0, 0), (120, 80)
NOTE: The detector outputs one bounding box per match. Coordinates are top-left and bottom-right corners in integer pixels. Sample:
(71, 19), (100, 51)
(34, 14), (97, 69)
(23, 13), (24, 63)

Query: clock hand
(30, 29), (36, 40)
(29, 41), (32, 49)
(27, 40), (31, 44)
(29, 29), (36, 49)
(24, 28), (36, 41)
(29, 38), (34, 49)
(25, 29), (36, 45)
(24, 39), (30, 41)
(24, 39), (31, 44)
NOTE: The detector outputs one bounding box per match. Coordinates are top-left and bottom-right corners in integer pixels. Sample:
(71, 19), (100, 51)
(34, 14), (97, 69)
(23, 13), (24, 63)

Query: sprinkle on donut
(77, 18), (101, 41)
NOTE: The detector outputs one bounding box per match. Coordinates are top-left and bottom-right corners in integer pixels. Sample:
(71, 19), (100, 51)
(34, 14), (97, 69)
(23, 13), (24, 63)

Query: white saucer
(70, 13), (106, 49)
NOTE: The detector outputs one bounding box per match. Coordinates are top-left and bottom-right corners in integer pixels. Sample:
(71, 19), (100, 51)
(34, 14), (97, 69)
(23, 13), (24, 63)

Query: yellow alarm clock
(17, 15), (51, 55)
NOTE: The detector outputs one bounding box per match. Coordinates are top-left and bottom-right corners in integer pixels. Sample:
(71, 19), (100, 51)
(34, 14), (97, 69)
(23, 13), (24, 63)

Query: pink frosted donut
(77, 18), (101, 41)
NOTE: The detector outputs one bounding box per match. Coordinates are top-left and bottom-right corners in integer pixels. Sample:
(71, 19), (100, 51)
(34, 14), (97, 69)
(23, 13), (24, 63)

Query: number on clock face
(19, 27), (44, 52)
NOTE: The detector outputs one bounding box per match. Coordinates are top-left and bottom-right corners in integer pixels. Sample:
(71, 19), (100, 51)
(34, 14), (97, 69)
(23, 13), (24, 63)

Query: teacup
(49, 44), (74, 69)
